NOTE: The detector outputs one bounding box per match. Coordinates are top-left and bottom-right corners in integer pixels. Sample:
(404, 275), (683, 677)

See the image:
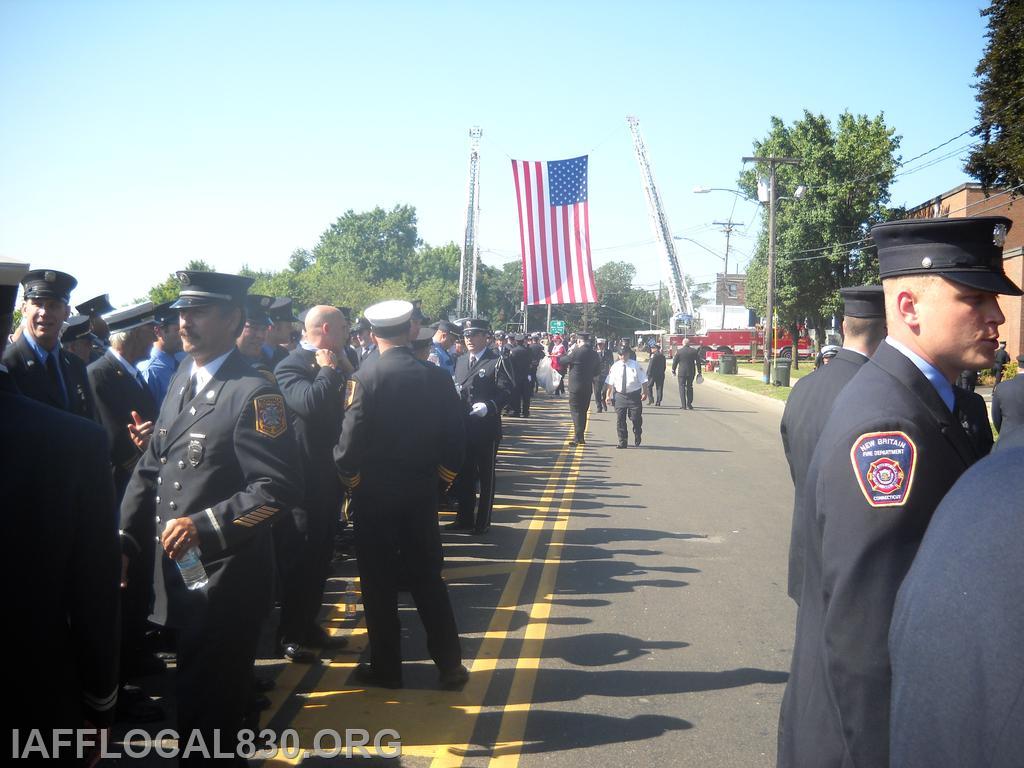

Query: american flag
(511, 155), (598, 305)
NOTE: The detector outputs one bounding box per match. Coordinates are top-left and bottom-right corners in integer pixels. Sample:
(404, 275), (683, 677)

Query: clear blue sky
(0, 0), (990, 309)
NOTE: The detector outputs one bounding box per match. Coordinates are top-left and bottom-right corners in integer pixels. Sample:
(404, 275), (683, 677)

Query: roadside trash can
(772, 360), (792, 387)
(720, 354), (738, 375)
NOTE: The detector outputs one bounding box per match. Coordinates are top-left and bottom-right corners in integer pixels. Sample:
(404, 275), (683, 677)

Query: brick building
(906, 182), (1024, 359)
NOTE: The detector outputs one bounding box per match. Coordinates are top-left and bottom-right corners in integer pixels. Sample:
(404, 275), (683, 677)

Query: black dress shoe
(439, 664), (470, 691)
(116, 699), (165, 724)
(282, 643), (319, 663)
(471, 523), (490, 535)
(577, 439), (585, 445)
(568, 440), (578, 446)
(616, 443), (627, 449)
(306, 626), (349, 650)
(352, 662), (402, 689)
(445, 520), (474, 530)
(119, 683), (145, 704)
(634, 436), (641, 446)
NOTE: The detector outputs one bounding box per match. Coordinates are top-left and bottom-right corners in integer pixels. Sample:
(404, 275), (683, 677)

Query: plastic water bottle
(344, 590), (359, 617)
(164, 520), (209, 590)
(177, 547), (209, 590)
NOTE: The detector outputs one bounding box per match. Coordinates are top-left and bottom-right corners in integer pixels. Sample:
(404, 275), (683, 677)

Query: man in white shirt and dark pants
(604, 343), (649, 448)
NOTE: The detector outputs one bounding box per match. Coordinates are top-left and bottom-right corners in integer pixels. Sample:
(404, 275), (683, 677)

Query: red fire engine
(664, 326), (812, 360)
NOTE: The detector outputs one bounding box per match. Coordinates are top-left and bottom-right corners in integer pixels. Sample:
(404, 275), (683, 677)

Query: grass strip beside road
(705, 371), (793, 402)
(736, 361), (811, 380)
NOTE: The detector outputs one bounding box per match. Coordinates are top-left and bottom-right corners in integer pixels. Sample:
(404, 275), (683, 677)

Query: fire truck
(665, 326), (813, 360)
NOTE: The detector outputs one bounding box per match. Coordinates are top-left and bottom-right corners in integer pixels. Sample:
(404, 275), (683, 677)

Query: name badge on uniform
(850, 430), (917, 507)
(478, 369), (487, 378)
(187, 439), (205, 467)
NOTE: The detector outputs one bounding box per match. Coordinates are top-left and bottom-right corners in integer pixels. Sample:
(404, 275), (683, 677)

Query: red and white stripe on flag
(511, 156), (598, 306)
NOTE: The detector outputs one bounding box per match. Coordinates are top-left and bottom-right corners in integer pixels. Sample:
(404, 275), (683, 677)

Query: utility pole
(712, 219), (738, 331)
(742, 155), (800, 383)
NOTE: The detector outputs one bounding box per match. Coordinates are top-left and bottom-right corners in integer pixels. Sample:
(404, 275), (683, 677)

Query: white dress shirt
(606, 359), (647, 394)
(189, 349), (234, 394)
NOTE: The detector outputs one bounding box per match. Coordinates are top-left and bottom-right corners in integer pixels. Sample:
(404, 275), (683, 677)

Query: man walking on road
(646, 344), (666, 406)
(671, 338), (701, 410)
(778, 216), (1021, 768)
(779, 285), (886, 605)
(992, 354), (1024, 442)
(558, 331), (603, 446)
(605, 344), (648, 448)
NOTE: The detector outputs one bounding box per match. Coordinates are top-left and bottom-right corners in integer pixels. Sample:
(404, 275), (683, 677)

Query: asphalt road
(106, 377), (798, 767)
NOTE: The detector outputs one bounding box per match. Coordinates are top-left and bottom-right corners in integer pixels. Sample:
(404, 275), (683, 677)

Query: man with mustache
(778, 216), (1022, 768)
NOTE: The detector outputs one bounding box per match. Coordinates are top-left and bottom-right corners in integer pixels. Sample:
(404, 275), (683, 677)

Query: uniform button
(169, 501), (177, 511)
(178, 460), (186, 469)
(154, 516), (160, 524)
(156, 496), (161, 504)
(160, 457), (167, 464)
(157, 477), (162, 485)
(173, 482), (182, 490)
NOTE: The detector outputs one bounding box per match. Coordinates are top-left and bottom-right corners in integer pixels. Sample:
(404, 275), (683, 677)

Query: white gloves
(469, 402), (489, 418)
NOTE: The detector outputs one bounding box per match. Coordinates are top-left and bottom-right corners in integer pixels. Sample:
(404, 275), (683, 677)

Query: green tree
(313, 205), (421, 282)
(738, 111), (902, 352)
(965, 0), (1024, 192)
(144, 259), (215, 304)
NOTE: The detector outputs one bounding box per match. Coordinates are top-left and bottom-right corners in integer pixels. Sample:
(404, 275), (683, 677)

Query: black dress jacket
(2, 333), (96, 420)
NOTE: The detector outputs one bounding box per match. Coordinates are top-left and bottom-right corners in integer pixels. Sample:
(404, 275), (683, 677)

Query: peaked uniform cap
(104, 302), (156, 333)
(244, 294), (274, 325)
(364, 300), (413, 330)
(871, 216), (1022, 296)
(460, 318), (491, 334)
(61, 315), (94, 343)
(0, 261), (30, 315)
(170, 271), (253, 309)
(268, 297), (300, 323)
(839, 285), (885, 319)
(75, 293), (115, 316)
(22, 269), (77, 304)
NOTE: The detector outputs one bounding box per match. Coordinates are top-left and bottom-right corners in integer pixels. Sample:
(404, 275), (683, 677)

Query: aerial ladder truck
(626, 115), (696, 335)
(456, 126), (483, 318)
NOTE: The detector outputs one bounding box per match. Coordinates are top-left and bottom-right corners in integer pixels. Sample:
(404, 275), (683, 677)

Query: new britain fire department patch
(254, 394), (288, 438)
(850, 430), (917, 507)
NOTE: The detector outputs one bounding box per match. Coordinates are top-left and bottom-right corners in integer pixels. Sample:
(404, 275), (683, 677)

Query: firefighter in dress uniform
(334, 300), (468, 690)
(779, 285), (886, 605)
(777, 217), (1022, 768)
(449, 318), (514, 533)
(2, 268), (97, 420)
(3, 261), (121, 764)
(120, 270), (301, 763)
(557, 332), (603, 445)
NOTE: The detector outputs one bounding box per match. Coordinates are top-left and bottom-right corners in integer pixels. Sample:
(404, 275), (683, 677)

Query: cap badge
(44, 271), (55, 282)
(179, 273), (191, 286)
(920, 256), (933, 269)
(994, 223), (1007, 248)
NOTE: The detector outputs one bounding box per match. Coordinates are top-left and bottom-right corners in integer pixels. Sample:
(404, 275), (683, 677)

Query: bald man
(272, 306), (353, 661)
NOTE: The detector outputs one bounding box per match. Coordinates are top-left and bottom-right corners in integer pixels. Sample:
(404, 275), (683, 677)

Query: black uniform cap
(170, 271), (253, 309)
(75, 293), (115, 317)
(410, 299), (429, 324)
(352, 317), (370, 333)
(461, 318), (491, 334)
(434, 319), (460, 334)
(105, 302), (157, 333)
(577, 332), (593, 342)
(21, 269), (77, 304)
(871, 216), (1022, 296)
(268, 297), (300, 323)
(243, 294), (273, 325)
(0, 261), (30, 315)
(839, 285), (885, 319)
(61, 314), (93, 343)
(153, 301), (179, 326)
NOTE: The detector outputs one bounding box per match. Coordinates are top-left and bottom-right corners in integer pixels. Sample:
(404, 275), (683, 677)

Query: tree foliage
(738, 111), (902, 338)
(965, 0), (1024, 192)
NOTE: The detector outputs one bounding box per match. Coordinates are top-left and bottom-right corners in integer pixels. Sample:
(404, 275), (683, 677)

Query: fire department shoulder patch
(850, 430), (917, 507)
(344, 379), (357, 410)
(254, 394), (287, 438)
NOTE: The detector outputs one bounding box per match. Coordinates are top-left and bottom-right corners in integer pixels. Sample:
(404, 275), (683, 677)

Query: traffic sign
(549, 320), (566, 334)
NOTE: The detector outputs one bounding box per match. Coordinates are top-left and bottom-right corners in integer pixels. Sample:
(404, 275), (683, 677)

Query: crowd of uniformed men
(5, 214), (1024, 766)
(2, 259), (669, 763)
